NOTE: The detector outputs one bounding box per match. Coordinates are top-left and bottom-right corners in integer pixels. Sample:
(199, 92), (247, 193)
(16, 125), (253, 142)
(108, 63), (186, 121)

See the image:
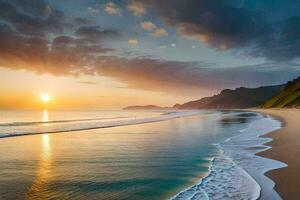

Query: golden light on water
(42, 110), (49, 123)
(26, 133), (52, 199)
(42, 134), (51, 159)
(26, 110), (52, 199)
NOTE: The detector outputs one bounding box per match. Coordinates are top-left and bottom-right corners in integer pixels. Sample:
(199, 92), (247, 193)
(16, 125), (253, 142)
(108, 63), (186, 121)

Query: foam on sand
(171, 147), (261, 200)
(171, 113), (287, 200)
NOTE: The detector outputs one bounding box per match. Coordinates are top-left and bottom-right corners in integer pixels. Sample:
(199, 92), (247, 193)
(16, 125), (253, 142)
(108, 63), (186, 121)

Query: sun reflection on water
(26, 133), (52, 199)
(42, 110), (49, 123)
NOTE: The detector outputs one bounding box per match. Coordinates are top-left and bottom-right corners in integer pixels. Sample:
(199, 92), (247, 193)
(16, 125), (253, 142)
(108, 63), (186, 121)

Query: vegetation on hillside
(175, 84), (285, 109)
(263, 77), (300, 108)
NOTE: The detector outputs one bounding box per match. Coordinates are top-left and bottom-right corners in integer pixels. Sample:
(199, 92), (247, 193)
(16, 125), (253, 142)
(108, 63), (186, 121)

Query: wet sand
(251, 109), (300, 200)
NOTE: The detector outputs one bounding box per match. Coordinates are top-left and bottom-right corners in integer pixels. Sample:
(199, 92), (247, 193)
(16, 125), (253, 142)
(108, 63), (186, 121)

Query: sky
(0, 0), (300, 109)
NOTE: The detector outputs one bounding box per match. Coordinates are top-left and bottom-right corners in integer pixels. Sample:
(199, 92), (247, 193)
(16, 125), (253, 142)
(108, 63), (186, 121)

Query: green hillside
(263, 77), (300, 108)
(174, 84), (285, 109)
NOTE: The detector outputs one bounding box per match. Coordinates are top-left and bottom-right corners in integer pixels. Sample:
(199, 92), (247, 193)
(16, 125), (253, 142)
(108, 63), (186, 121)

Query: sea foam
(171, 113), (287, 200)
(0, 110), (202, 138)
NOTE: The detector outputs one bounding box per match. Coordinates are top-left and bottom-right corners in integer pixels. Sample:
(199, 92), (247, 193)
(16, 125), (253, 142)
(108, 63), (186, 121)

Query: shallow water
(171, 115), (285, 200)
(0, 110), (284, 199)
(0, 110), (201, 137)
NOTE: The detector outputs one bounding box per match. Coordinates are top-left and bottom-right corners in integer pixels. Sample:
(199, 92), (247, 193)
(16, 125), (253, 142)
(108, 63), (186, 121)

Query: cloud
(134, 0), (300, 61)
(0, 0), (299, 98)
(158, 45), (167, 49)
(92, 58), (300, 96)
(134, 0), (266, 47)
(75, 26), (120, 41)
(171, 43), (176, 47)
(153, 28), (168, 37)
(128, 39), (139, 45)
(0, 0), (65, 36)
(250, 16), (300, 61)
(93, 57), (214, 95)
(74, 17), (92, 25)
(77, 81), (97, 85)
(140, 21), (156, 30)
(0, 16), (298, 96)
(87, 6), (99, 14)
(103, 2), (122, 15)
(0, 22), (113, 76)
(127, 1), (146, 16)
(140, 21), (168, 38)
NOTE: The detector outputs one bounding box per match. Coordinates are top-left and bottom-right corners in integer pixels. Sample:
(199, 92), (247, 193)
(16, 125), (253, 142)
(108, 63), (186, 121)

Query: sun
(41, 93), (51, 103)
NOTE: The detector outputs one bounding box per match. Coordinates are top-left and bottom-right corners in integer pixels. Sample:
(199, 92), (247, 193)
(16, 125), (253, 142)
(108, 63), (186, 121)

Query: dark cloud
(129, 0), (267, 47)
(0, 0), (65, 36)
(92, 58), (300, 96)
(250, 16), (300, 61)
(94, 57), (208, 94)
(0, 22), (112, 75)
(0, 0), (117, 75)
(0, 16), (298, 96)
(73, 17), (92, 25)
(0, 0), (299, 97)
(75, 25), (120, 43)
(133, 0), (300, 61)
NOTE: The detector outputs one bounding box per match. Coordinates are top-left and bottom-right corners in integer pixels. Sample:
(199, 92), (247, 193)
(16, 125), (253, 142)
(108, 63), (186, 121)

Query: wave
(0, 116), (135, 127)
(0, 110), (202, 138)
(171, 113), (287, 200)
(171, 146), (260, 200)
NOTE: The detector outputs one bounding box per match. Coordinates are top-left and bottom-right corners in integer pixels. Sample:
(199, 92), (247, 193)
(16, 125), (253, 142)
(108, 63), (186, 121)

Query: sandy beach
(251, 109), (300, 200)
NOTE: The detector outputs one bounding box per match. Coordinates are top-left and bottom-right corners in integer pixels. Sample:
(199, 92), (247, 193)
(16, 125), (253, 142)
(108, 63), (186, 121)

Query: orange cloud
(127, 1), (147, 16)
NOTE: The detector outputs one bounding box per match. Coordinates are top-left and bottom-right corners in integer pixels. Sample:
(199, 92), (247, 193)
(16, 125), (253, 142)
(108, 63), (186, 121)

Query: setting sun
(41, 93), (51, 103)
(0, 1), (300, 199)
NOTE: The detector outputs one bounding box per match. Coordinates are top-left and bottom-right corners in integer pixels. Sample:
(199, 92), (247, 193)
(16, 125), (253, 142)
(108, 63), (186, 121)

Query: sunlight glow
(41, 93), (51, 103)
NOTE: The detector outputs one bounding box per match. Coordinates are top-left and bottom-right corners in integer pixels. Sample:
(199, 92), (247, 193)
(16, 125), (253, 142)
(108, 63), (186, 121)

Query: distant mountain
(263, 76), (300, 108)
(175, 84), (285, 109)
(123, 105), (168, 110)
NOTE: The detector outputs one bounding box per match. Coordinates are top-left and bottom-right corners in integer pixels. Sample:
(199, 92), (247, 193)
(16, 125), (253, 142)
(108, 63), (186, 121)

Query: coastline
(2, 110), (265, 199)
(171, 111), (283, 200)
(250, 108), (300, 200)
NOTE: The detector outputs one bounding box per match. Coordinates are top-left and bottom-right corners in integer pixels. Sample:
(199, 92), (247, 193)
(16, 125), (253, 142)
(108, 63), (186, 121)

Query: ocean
(0, 110), (286, 199)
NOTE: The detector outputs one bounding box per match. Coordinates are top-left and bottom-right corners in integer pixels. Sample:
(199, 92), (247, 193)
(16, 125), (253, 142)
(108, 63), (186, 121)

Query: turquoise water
(0, 110), (280, 199)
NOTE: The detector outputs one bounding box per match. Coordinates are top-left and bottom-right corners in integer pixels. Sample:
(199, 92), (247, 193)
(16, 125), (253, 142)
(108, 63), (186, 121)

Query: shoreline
(1, 109), (296, 199)
(250, 109), (300, 200)
(171, 111), (283, 200)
